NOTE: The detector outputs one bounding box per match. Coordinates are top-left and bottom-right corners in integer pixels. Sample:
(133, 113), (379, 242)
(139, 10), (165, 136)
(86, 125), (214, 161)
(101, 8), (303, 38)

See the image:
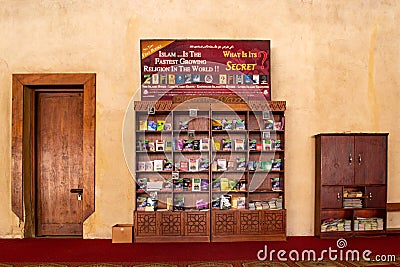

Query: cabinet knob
(358, 154), (362, 164)
(337, 193), (341, 200)
(349, 154), (353, 165)
(369, 192), (373, 199)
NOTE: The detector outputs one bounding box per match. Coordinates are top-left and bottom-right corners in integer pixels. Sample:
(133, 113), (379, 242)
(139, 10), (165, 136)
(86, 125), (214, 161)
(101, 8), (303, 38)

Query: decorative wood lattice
(248, 101), (286, 111)
(214, 212), (236, 235)
(261, 211), (285, 232)
(239, 212), (260, 234)
(136, 212), (157, 236)
(185, 213), (208, 235)
(160, 212), (182, 236)
(134, 100), (172, 111)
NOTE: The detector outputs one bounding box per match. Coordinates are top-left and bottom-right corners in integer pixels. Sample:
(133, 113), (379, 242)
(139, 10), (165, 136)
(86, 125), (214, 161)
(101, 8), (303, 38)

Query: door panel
(365, 186), (386, 208)
(320, 136), (354, 185)
(321, 186), (343, 209)
(354, 135), (387, 185)
(36, 92), (83, 236)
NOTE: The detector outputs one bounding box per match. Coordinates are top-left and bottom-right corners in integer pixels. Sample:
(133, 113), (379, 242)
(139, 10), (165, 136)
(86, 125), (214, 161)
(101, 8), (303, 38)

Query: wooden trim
(11, 73), (96, 225)
(387, 203), (400, 212)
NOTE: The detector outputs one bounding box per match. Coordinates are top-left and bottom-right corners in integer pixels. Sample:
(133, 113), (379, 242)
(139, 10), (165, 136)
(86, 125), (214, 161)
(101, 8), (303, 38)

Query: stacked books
(354, 217), (384, 231)
(343, 198), (363, 208)
(321, 218), (351, 232)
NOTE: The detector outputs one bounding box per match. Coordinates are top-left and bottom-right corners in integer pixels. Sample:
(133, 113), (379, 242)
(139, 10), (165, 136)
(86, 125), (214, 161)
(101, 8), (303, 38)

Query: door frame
(12, 73), (96, 237)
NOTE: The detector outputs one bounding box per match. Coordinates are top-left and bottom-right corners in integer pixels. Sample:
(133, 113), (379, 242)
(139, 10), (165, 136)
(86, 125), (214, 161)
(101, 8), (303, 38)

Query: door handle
(70, 188), (83, 200)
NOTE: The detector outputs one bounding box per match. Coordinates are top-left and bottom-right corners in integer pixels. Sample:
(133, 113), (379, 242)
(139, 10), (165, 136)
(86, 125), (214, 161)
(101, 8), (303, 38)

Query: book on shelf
(137, 162), (146, 172)
(175, 139), (184, 151)
(156, 120), (165, 131)
(166, 197), (173, 211)
(173, 196), (185, 211)
(147, 121), (157, 131)
(249, 140), (257, 150)
(236, 158), (246, 171)
(217, 158), (227, 171)
(260, 161), (272, 171)
(270, 177), (282, 191)
(263, 119), (274, 130)
(180, 161), (189, 172)
(201, 179), (209, 191)
(153, 159), (164, 171)
(163, 179), (173, 192)
(141, 140), (149, 151)
(262, 139), (274, 151)
(212, 119), (223, 130)
(156, 140), (164, 151)
(148, 142), (155, 152)
(237, 197), (246, 209)
(212, 178), (221, 191)
(220, 194), (232, 210)
(163, 159), (173, 171)
(235, 119), (245, 130)
(227, 160), (235, 171)
(212, 197), (221, 209)
(248, 161), (255, 171)
(136, 196), (147, 211)
(231, 197), (238, 209)
(211, 160), (218, 171)
(183, 140), (194, 151)
(179, 120), (189, 130)
(234, 139), (245, 151)
(192, 139), (200, 151)
(274, 121), (282, 131)
(220, 178), (229, 191)
(222, 139), (232, 151)
(165, 141), (173, 151)
(213, 138), (221, 151)
(200, 138), (210, 151)
(198, 158), (209, 171)
(147, 180), (163, 191)
(145, 161), (154, 171)
(275, 140), (282, 150)
(192, 178), (201, 191)
(223, 119), (233, 130)
(271, 159), (282, 171)
(173, 178), (183, 192)
(183, 178), (191, 191)
(196, 199), (209, 210)
(164, 123), (172, 131)
(137, 177), (148, 191)
(238, 180), (247, 191)
(228, 178), (238, 191)
(256, 144), (263, 151)
(139, 120), (147, 131)
(189, 158), (198, 172)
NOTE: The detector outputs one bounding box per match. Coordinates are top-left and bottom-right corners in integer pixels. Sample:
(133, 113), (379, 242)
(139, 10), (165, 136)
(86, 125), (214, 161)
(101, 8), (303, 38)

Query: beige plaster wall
(0, 0), (399, 238)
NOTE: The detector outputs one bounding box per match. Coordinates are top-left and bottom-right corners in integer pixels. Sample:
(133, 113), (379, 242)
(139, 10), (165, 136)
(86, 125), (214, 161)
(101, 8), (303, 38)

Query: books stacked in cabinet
(314, 133), (388, 238)
(134, 100), (286, 242)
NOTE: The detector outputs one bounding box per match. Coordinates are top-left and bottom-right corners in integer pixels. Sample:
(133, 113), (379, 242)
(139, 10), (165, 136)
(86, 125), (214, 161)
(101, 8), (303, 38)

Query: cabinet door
(260, 210), (286, 234)
(159, 212), (183, 236)
(320, 135), (354, 185)
(212, 210), (237, 236)
(321, 186), (343, 209)
(354, 135), (387, 185)
(365, 186), (386, 208)
(184, 211), (210, 236)
(135, 211), (157, 236)
(238, 210), (261, 235)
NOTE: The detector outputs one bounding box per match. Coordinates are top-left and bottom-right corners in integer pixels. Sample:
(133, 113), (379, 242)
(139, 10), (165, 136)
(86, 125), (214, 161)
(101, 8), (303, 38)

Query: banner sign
(140, 40), (271, 101)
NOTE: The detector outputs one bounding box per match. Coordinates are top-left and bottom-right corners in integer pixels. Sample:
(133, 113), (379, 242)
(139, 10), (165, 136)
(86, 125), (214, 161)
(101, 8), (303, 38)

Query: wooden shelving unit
(315, 133), (388, 238)
(133, 100), (286, 242)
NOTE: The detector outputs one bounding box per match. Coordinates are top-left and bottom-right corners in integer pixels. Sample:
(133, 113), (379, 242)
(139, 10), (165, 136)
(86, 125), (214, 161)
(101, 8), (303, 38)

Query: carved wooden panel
(184, 211), (210, 236)
(134, 100), (172, 111)
(159, 212), (182, 236)
(261, 210), (285, 233)
(213, 211), (237, 235)
(135, 212), (157, 236)
(239, 211), (261, 235)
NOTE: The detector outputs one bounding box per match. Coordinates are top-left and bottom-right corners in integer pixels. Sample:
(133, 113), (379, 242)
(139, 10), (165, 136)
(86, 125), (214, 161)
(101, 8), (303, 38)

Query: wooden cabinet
(133, 100), (287, 242)
(315, 133), (388, 238)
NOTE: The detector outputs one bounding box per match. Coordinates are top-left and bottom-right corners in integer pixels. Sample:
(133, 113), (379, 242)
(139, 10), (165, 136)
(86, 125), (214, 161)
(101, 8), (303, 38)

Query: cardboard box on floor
(112, 224), (133, 243)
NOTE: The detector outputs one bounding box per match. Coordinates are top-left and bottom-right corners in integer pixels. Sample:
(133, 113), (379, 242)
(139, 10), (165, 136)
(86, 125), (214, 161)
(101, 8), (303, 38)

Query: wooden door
(354, 135), (387, 185)
(36, 92), (83, 236)
(320, 135), (354, 185)
(320, 186), (343, 209)
(365, 186), (387, 208)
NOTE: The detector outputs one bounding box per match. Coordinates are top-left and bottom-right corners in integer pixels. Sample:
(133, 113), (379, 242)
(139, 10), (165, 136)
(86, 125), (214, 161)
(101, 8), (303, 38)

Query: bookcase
(314, 133), (388, 238)
(133, 100), (286, 242)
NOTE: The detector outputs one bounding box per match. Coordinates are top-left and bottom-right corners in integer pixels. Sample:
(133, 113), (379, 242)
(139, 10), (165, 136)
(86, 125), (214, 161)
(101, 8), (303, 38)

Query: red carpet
(0, 236), (399, 264)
